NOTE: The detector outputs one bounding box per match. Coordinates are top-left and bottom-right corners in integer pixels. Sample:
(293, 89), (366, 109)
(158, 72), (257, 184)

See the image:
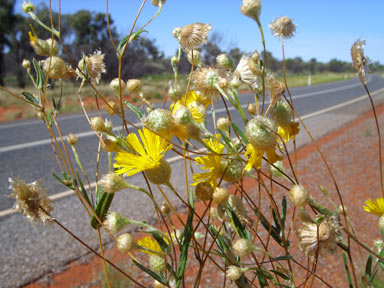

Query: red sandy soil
(24, 104), (384, 288)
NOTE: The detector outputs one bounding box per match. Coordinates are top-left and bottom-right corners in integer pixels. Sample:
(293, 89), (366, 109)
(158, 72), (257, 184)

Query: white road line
(1, 87), (384, 218)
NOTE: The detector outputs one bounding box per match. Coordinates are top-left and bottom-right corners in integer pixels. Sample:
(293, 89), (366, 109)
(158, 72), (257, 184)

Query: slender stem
(256, 18), (266, 114)
(97, 227), (112, 288)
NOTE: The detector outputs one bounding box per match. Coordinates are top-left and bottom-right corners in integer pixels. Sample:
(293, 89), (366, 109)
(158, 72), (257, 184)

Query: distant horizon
(15, 0), (384, 64)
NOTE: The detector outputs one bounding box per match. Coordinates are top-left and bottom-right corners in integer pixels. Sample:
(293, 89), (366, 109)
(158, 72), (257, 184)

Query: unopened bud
(100, 172), (128, 193)
(22, 1), (35, 13)
(226, 265), (248, 281)
(337, 205), (348, 215)
(90, 117), (105, 132)
(145, 108), (176, 137)
(41, 56), (74, 79)
(289, 184), (309, 207)
(150, 0), (166, 7)
(104, 119), (113, 134)
(222, 159), (243, 183)
(212, 187), (229, 204)
(110, 78), (126, 94)
(216, 53), (233, 69)
(245, 116), (276, 150)
(195, 182), (213, 201)
(171, 55), (179, 65)
(116, 233), (134, 253)
(145, 159), (172, 185)
(149, 255), (166, 273)
(230, 77), (241, 89)
(161, 201), (171, 215)
(22, 59), (31, 69)
(217, 117), (230, 132)
(105, 101), (119, 115)
(232, 238), (254, 257)
(173, 106), (194, 125)
(247, 102), (256, 115)
(67, 133), (78, 146)
(187, 50), (202, 66)
(102, 138), (120, 152)
(104, 212), (130, 234)
(126, 79), (142, 93)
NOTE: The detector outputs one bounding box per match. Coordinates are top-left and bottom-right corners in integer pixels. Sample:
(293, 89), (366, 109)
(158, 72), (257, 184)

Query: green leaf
(227, 202), (249, 240)
(91, 192), (114, 229)
(46, 110), (53, 127)
(231, 122), (248, 145)
(117, 30), (148, 56)
(33, 58), (45, 90)
(365, 254), (373, 281)
(76, 171), (92, 208)
(22, 91), (39, 105)
(272, 208), (281, 235)
(95, 185), (104, 205)
(271, 255), (292, 261)
(175, 205), (194, 288)
(218, 129), (235, 152)
(132, 259), (167, 285)
(151, 231), (169, 254)
(256, 269), (268, 288)
(281, 196), (287, 230)
(52, 172), (74, 190)
(270, 270), (290, 281)
(125, 101), (145, 120)
(82, 56), (89, 80)
(343, 252), (354, 288)
(379, 248), (384, 271)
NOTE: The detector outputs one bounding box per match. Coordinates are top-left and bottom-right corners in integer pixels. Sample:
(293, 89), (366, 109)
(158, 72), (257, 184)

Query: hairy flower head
(145, 108), (176, 139)
(240, 0), (261, 22)
(271, 100), (300, 143)
(193, 67), (222, 99)
(8, 178), (53, 225)
(78, 50), (106, 84)
(41, 56), (75, 80)
(172, 23), (211, 50)
(351, 39), (368, 84)
(269, 16), (296, 39)
(114, 128), (173, 178)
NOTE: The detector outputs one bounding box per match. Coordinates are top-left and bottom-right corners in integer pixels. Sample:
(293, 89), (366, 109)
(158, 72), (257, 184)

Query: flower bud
(195, 182), (213, 201)
(22, 59), (31, 69)
(100, 172), (128, 193)
(171, 229), (184, 244)
(240, 0), (262, 21)
(22, 1), (35, 13)
(216, 53), (233, 69)
(337, 204), (348, 215)
(247, 103), (256, 115)
(145, 159), (172, 185)
(289, 184), (309, 207)
(187, 50), (202, 66)
(160, 201), (171, 215)
(101, 138), (120, 152)
(212, 187), (229, 204)
(116, 233), (134, 253)
(150, 0), (166, 7)
(230, 77), (241, 89)
(103, 212), (130, 234)
(145, 109), (176, 137)
(149, 255), (166, 273)
(105, 101), (119, 115)
(217, 117), (230, 132)
(67, 133), (78, 146)
(171, 55), (179, 65)
(222, 159), (243, 183)
(126, 79), (142, 93)
(226, 265), (248, 281)
(110, 78), (126, 94)
(104, 119), (113, 134)
(245, 115), (276, 150)
(232, 238), (254, 257)
(90, 117), (105, 132)
(271, 100), (292, 127)
(173, 106), (194, 125)
(183, 123), (201, 140)
(37, 111), (44, 120)
(269, 161), (286, 178)
(218, 77), (229, 89)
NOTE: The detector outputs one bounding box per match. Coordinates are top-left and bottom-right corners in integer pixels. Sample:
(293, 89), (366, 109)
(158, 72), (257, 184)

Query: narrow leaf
(125, 101), (145, 120)
(218, 129), (235, 152)
(342, 252), (354, 288)
(272, 207), (281, 235)
(271, 255), (292, 261)
(76, 171), (92, 208)
(132, 259), (167, 285)
(91, 192), (114, 229)
(151, 231), (169, 254)
(270, 270), (290, 281)
(256, 269), (268, 288)
(33, 58), (45, 90)
(281, 196), (287, 229)
(231, 122), (248, 145)
(22, 92), (39, 105)
(117, 30), (148, 56)
(227, 203), (248, 239)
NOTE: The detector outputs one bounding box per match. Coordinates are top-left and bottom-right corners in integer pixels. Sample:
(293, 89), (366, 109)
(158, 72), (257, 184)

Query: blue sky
(16, 0), (384, 63)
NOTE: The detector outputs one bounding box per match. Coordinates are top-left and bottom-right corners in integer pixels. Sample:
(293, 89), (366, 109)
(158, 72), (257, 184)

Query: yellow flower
(363, 198), (384, 216)
(171, 91), (210, 123)
(245, 143), (282, 171)
(114, 128), (172, 176)
(193, 136), (224, 188)
(277, 122), (300, 143)
(137, 236), (164, 255)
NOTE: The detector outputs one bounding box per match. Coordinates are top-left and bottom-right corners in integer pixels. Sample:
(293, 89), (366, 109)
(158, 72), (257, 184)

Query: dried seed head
(150, 0), (165, 7)
(245, 115), (276, 150)
(192, 67), (221, 99)
(78, 50), (106, 84)
(212, 187), (229, 204)
(289, 184), (309, 207)
(183, 123), (201, 140)
(269, 16), (296, 39)
(22, 1), (35, 13)
(271, 100), (292, 127)
(126, 79), (142, 93)
(160, 201), (171, 215)
(172, 23), (211, 50)
(41, 56), (75, 79)
(105, 101), (119, 116)
(100, 172), (128, 193)
(110, 78), (126, 94)
(240, 0), (262, 21)
(67, 133), (78, 146)
(145, 108), (176, 138)
(102, 138), (120, 152)
(351, 39), (368, 84)
(103, 212), (130, 234)
(216, 53), (234, 69)
(226, 266), (248, 281)
(247, 102), (256, 115)
(116, 233), (134, 253)
(22, 59), (31, 69)
(232, 238), (254, 257)
(8, 178), (53, 225)
(217, 117), (231, 132)
(28, 27), (59, 56)
(195, 181), (213, 201)
(296, 217), (339, 257)
(145, 158), (172, 185)
(235, 55), (258, 88)
(248, 50), (263, 76)
(267, 74), (285, 106)
(187, 50), (202, 66)
(90, 117), (106, 132)
(149, 255), (166, 273)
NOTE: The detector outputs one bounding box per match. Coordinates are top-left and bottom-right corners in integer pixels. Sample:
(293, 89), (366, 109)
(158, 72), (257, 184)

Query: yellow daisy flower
(137, 236), (165, 255)
(114, 128), (172, 176)
(193, 136), (224, 188)
(171, 91), (210, 123)
(363, 198), (384, 216)
(245, 143), (282, 171)
(277, 122), (300, 143)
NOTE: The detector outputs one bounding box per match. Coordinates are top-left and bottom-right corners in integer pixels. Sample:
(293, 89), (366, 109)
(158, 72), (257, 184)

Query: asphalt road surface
(1, 74), (384, 287)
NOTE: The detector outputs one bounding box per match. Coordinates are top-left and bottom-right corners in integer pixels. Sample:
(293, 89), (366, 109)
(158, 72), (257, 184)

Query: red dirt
(24, 104), (384, 288)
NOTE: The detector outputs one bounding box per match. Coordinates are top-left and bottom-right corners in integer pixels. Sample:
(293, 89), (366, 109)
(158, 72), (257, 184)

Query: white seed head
(100, 172), (128, 193)
(240, 0), (262, 21)
(235, 55), (258, 88)
(173, 23), (211, 50)
(232, 238), (254, 257)
(116, 233), (134, 253)
(226, 265), (247, 281)
(145, 108), (176, 137)
(103, 212), (129, 234)
(351, 39), (368, 85)
(289, 184), (309, 207)
(269, 16), (296, 39)
(78, 50), (106, 84)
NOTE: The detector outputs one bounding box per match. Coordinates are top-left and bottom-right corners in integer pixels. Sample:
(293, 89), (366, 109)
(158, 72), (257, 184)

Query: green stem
(29, 12), (60, 37)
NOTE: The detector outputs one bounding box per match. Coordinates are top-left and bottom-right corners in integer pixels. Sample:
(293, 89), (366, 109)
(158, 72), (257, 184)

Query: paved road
(1, 75), (384, 287)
